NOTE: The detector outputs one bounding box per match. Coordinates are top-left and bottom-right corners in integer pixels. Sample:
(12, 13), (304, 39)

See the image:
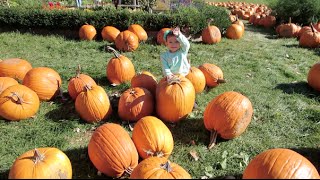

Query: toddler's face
(165, 35), (180, 52)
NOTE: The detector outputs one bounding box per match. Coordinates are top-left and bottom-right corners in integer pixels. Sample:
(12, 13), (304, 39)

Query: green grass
(0, 22), (320, 179)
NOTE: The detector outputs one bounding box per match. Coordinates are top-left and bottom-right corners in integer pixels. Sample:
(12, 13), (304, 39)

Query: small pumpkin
(203, 91), (253, 149)
(307, 62), (320, 91)
(242, 148), (320, 179)
(226, 24), (244, 39)
(101, 26), (120, 42)
(130, 71), (158, 95)
(278, 17), (299, 38)
(79, 23), (97, 40)
(185, 66), (206, 93)
(0, 58), (32, 81)
(128, 24), (148, 42)
(88, 123), (139, 178)
(201, 19), (221, 44)
(157, 28), (171, 45)
(132, 116), (174, 159)
(299, 24), (320, 48)
(0, 77), (19, 94)
(130, 157), (191, 179)
(8, 147), (72, 179)
(115, 30), (139, 52)
(198, 63), (225, 88)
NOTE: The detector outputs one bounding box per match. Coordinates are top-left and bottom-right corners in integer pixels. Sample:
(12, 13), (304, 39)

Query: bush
(272, 0), (320, 25)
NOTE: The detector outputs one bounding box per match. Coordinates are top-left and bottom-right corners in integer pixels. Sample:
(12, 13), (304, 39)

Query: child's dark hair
(164, 30), (175, 41)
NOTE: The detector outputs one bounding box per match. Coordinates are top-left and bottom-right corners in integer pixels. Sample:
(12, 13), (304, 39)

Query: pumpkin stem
(167, 75), (181, 84)
(160, 161), (172, 173)
(155, 151), (165, 158)
(288, 17), (291, 24)
(124, 167), (133, 175)
(106, 46), (120, 58)
(129, 88), (136, 95)
(207, 18), (214, 27)
(84, 84), (93, 91)
(76, 64), (81, 78)
(32, 148), (45, 164)
(217, 79), (226, 84)
(208, 130), (218, 150)
(9, 92), (29, 104)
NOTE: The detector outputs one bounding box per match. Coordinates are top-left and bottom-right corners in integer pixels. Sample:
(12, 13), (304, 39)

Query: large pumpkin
(128, 24), (148, 42)
(106, 46), (136, 85)
(67, 65), (97, 100)
(242, 148), (320, 179)
(201, 19), (221, 44)
(132, 116), (174, 159)
(130, 157), (191, 179)
(22, 67), (62, 101)
(0, 58), (32, 81)
(299, 24), (320, 48)
(101, 25), (120, 42)
(278, 17), (299, 38)
(185, 66), (206, 93)
(75, 85), (112, 123)
(0, 84), (40, 121)
(307, 62), (320, 91)
(198, 63), (225, 88)
(203, 91), (253, 149)
(156, 75), (195, 123)
(131, 71), (158, 95)
(88, 123), (139, 178)
(115, 30), (139, 52)
(0, 77), (19, 94)
(8, 147), (72, 179)
(79, 24), (97, 40)
(157, 28), (171, 45)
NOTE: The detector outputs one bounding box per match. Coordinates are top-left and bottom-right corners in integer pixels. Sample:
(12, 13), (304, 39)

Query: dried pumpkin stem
(106, 46), (120, 58)
(124, 167), (133, 175)
(217, 79), (226, 84)
(160, 161), (172, 173)
(10, 92), (29, 104)
(168, 76), (181, 84)
(76, 64), (81, 78)
(208, 130), (218, 150)
(32, 148), (45, 164)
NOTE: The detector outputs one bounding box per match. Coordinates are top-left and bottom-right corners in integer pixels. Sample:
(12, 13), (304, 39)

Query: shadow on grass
(244, 23), (277, 39)
(0, 169), (9, 179)
(215, 174), (243, 179)
(289, 147), (320, 173)
(274, 81), (320, 100)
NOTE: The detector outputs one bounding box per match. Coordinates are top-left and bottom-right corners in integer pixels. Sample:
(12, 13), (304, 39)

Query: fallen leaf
(190, 150), (199, 161)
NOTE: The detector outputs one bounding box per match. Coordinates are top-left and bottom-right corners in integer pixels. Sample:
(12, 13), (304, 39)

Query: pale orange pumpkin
(8, 147), (72, 179)
(67, 65), (97, 100)
(0, 58), (32, 81)
(226, 24), (244, 39)
(307, 62), (320, 91)
(130, 71), (158, 95)
(156, 75), (195, 123)
(0, 84), (40, 121)
(115, 30), (139, 52)
(157, 28), (171, 45)
(132, 116), (174, 159)
(79, 24), (97, 40)
(0, 77), (19, 94)
(203, 91), (253, 149)
(75, 85), (112, 123)
(88, 123), (139, 178)
(118, 87), (154, 122)
(106, 46), (136, 85)
(101, 25), (120, 42)
(198, 63), (225, 88)
(130, 157), (191, 179)
(243, 148), (320, 179)
(185, 66), (206, 93)
(22, 67), (62, 101)
(128, 24), (148, 42)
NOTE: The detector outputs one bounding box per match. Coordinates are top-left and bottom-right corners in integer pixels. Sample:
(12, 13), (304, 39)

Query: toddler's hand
(172, 27), (180, 36)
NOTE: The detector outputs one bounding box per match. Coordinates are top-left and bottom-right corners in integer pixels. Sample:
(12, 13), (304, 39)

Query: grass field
(0, 20), (319, 179)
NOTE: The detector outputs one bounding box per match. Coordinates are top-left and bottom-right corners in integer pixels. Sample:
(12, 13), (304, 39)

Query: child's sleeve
(177, 33), (190, 53)
(160, 55), (173, 76)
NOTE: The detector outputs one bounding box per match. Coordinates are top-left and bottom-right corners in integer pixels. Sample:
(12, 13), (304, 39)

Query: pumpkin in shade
(0, 84), (40, 121)
(115, 30), (139, 52)
(277, 17), (299, 38)
(118, 87), (154, 122)
(22, 67), (62, 101)
(307, 62), (320, 91)
(186, 66), (206, 93)
(79, 24), (97, 40)
(0, 58), (32, 81)
(128, 24), (148, 42)
(198, 63), (225, 88)
(201, 19), (221, 44)
(299, 24), (320, 48)
(242, 148), (320, 179)
(157, 28), (171, 45)
(132, 116), (174, 159)
(0, 77), (19, 94)
(8, 147), (72, 179)
(131, 71), (158, 95)
(130, 157), (191, 179)
(67, 65), (97, 100)
(88, 123), (139, 178)
(226, 24), (244, 39)
(75, 84), (112, 123)
(101, 26), (120, 42)
(156, 75), (195, 123)
(203, 91), (253, 149)
(106, 46), (136, 85)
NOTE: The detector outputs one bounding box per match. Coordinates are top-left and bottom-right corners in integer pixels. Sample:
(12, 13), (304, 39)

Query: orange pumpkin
(243, 148), (320, 179)
(0, 84), (40, 121)
(203, 91), (253, 149)
(115, 30), (139, 52)
(118, 87), (154, 122)
(201, 19), (221, 44)
(131, 71), (158, 95)
(157, 28), (171, 45)
(75, 85), (112, 123)
(198, 63), (225, 88)
(278, 17), (299, 38)
(106, 46), (136, 85)
(88, 123), (139, 178)
(226, 24), (244, 39)
(130, 157), (191, 179)
(185, 66), (206, 93)
(299, 24), (320, 48)
(101, 26), (120, 42)
(79, 24), (97, 40)
(156, 75), (195, 123)
(132, 116), (174, 159)
(8, 147), (72, 179)
(128, 24), (148, 42)
(67, 65), (97, 100)
(233, 16), (245, 30)
(0, 77), (19, 94)
(307, 62), (320, 91)
(22, 67), (62, 101)
(0, 58), (32, 81)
